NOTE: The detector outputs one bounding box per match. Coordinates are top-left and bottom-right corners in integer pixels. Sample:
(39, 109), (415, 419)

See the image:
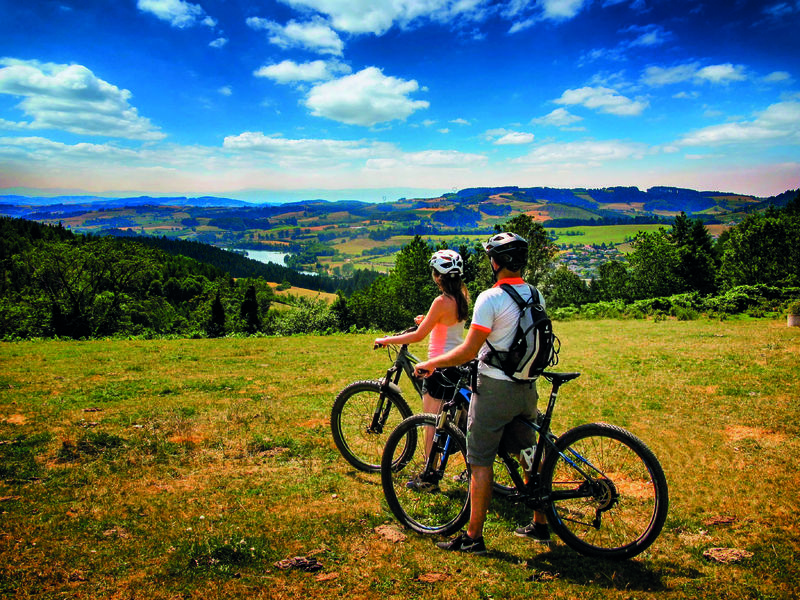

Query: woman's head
(429, 250), (469, 321)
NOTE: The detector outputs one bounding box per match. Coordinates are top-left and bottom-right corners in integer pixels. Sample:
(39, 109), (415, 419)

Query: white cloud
(438, 128), (450, 134)
(642, 62), (747, 87)
(209, 37), (228, 48)
(494, 131), (535, 145)
(531, 107), (583, 127)
(247, 16), (344, 55)
(254, 60), (351, 84)
(222, 131), (390, 167)
(677, 100), (800, 147)
(304, 67), (429, 126)
(277, 0), (492, 36)
(450, 118), (470, 125)
(0, 59), (165, 140)
(695, 63), (747, 84)
(366, 149), (487, 170)
(513, 139), (648, 166)
(763, 71), (791, 83)
(554, 86), (648, 116)
(137, 0), (215, 28)
(540, 0), (589, 20)
(218, 86), (232, 96)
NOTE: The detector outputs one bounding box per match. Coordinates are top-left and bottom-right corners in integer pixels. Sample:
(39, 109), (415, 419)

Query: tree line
(1, 190), (798, 340)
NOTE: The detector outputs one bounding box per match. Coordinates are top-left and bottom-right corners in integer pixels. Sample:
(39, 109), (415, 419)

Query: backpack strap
(482, 283), (539, 369)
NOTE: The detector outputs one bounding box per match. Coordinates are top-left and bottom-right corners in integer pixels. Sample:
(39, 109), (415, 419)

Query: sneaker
(406, 474), (439, 492)
(514, 522), (551, 543)
(436, 532), (487, 555)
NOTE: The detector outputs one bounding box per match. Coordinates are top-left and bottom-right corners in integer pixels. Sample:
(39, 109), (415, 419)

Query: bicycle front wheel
(331, 380), (413, 473)
(541, 422), (668, 560)
(381, 414), (470, 536)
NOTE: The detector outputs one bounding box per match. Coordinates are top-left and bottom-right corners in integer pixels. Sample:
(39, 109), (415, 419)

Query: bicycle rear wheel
(541, 422), (668, 560)
(381, 414), (470, 536)
(331, 380), (412, 473)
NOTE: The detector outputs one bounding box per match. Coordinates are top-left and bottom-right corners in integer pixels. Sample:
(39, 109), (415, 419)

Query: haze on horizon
(0, 0), (798, 203)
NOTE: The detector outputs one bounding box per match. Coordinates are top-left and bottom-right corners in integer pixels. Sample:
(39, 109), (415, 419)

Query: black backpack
(482, 284), (559, 382)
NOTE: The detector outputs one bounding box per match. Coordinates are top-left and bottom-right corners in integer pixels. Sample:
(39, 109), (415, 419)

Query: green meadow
(1, 318), (798, 599)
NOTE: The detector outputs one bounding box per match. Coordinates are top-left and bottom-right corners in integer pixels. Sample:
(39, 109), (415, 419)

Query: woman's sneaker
(436, 532), (487, 555)
(514, 522), (551, 544)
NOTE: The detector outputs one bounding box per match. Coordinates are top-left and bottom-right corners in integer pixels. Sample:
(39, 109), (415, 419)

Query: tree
(240, 284), (260, 333)
(718, 200), (800, 288)
(389, 235), (437, 319)
(207, 291), (226, 337)
(626, 229), (681, 299)
(592, 260), (631, 301)
(541, 266), (591, 308)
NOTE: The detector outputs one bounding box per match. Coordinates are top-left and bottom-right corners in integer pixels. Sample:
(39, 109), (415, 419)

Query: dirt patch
(724, 425), (788, 445)
(2, 414), (27, 425)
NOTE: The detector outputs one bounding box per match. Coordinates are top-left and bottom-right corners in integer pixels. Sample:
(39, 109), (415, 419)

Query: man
(413, 232), (550, 554)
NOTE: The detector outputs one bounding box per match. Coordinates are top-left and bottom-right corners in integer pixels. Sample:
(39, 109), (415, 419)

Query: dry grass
(1, 318), (798, 599)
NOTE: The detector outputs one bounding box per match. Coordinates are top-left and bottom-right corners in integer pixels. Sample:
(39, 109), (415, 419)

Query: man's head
(483, 232), (528, 277)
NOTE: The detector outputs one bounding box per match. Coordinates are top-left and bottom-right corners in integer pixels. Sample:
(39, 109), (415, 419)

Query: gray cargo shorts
(465, 374), (538, 467)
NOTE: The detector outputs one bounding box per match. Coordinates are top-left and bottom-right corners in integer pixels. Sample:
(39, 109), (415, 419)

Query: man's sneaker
(514, 522), (552, 543)
(406, 474), (439, 492)
(436, 532), (487, 555)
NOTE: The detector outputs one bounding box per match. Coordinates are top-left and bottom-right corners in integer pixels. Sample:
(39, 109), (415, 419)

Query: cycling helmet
(429, 249), (464, 276)
(482, 232), (528, 271)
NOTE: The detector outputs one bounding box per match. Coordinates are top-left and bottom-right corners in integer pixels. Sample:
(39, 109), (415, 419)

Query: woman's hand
(374, 337), (389, 349)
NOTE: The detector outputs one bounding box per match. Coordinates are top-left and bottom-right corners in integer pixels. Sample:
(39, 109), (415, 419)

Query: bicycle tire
(331, 380), (413, 473)
(541, 422), (669, 560)
(381, 414), (471, 536)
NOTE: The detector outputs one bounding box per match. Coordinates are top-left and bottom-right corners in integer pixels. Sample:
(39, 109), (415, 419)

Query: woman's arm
(374, 295), (450, 347)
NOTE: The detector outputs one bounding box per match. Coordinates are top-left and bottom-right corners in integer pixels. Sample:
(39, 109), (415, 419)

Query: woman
(375, 250), (469, 489)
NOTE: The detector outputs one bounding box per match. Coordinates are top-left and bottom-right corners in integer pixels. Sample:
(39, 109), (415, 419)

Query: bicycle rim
(542, 422), (668, 560)
(381, 414), (470, 536)
(331, 381), (411, 473)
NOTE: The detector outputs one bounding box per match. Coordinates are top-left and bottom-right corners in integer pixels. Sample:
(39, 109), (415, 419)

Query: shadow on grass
(488, 544), (701, 592)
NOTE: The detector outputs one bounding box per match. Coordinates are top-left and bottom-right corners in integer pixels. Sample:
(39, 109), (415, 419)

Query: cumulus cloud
(254, 60), (351, 84)
(531, 107), (583, 127)
(137, 0), (216, 28)
(677, 99), (800, 147)
(554, 86), (648, 116)
(246, 16), (344, 55)
(642, 62), (747, 87)
(304, 67), (429, 126)
(0, 59), (165, 140)
(209, 37), (228, 48)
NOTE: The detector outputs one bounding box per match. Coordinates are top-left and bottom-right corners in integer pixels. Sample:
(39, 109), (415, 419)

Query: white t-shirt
(470, 277), (544, 381)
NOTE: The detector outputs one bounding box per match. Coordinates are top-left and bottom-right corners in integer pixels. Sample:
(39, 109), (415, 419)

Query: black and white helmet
(483, 232), (528, 271)
(429, 249), (464, 276)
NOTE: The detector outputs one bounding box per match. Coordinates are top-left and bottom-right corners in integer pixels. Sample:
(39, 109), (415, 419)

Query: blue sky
(0, 0), (798, 202)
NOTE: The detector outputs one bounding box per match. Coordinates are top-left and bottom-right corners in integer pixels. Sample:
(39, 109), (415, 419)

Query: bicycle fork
(369, 365), (401, 433)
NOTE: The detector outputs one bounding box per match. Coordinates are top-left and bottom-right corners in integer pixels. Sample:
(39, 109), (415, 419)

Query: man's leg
(466, 464), (493, 540)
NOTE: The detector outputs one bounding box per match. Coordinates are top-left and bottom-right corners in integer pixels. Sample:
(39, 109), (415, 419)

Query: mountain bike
(330, 327), (514, 494)
(380, 369), (669, 560)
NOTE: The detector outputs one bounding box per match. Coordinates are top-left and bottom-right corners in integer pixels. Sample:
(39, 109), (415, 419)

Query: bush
(788, 300), (800, 315)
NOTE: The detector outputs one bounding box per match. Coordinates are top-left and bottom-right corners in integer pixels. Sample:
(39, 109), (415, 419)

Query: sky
(0, 0), (798, 203)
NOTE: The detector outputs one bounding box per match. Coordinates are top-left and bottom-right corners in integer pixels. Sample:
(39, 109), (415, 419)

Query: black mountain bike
(380, 369), (669, 560)
(330, 328), (514, 494)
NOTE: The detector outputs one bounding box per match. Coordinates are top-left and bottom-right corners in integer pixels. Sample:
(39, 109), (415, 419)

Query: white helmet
(429, 249), (464, 276)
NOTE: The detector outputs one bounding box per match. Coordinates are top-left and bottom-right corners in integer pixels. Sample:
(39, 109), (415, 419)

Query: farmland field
(1, 318), (798, 599)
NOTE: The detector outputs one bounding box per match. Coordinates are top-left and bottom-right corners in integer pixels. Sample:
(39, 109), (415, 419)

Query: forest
(0, 190), (798, 341)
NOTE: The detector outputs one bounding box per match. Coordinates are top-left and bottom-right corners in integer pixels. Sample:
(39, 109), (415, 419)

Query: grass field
(1, 318), (798, 599)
